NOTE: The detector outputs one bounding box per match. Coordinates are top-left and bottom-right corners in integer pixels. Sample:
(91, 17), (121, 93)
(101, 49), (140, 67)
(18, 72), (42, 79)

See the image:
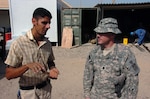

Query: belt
(20, 81), (47, 90)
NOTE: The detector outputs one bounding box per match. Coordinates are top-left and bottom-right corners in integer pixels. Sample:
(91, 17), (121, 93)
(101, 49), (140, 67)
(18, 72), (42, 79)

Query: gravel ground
(0, 43), (150, 99)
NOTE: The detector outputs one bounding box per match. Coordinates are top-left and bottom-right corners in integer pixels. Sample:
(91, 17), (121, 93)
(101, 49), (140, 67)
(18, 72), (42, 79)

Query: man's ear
(32, 18), (37, 26)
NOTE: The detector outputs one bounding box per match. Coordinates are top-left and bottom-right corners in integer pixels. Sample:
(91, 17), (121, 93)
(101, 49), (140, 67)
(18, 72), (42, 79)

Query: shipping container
(61, 8), (99, 46)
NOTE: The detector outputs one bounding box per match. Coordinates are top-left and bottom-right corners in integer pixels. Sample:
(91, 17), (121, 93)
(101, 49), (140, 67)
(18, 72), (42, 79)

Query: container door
(62, 8), (81, 46)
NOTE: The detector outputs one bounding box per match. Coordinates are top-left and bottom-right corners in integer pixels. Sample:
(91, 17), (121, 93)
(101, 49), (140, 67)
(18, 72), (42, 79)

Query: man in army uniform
(83, 17), (140, 99)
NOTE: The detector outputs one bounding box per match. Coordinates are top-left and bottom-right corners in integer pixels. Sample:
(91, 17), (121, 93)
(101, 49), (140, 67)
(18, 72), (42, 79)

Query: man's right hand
(26, 62), (46, 73)
(5, 63), (46, 80)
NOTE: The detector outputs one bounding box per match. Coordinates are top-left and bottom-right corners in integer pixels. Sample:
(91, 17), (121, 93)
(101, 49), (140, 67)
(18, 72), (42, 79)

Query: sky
(64, 0), (150, 7)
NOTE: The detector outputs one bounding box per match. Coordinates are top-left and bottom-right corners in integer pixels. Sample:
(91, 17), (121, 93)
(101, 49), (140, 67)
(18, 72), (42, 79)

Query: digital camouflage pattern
(94, 17), (121, 34)
(83, 44), (140, 99)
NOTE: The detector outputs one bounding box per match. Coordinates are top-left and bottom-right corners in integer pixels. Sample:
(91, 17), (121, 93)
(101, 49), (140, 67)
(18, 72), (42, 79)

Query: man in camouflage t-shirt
(83, 17), (140, 99)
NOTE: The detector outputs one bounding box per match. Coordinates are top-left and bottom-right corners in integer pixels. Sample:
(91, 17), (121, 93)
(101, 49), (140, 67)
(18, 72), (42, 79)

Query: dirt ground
(0, 43), (150, 99)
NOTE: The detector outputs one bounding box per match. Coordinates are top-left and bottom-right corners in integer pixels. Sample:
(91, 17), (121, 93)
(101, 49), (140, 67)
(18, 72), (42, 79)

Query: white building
(0, 0), (71, 49)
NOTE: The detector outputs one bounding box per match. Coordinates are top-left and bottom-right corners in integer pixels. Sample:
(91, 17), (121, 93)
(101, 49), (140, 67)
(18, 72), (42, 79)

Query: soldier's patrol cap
(94, 17), (122, 34)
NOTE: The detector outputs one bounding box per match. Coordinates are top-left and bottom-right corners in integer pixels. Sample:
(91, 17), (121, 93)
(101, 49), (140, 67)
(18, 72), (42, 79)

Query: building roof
(95, 2), (150, 10)
(60, 0), (72, 8)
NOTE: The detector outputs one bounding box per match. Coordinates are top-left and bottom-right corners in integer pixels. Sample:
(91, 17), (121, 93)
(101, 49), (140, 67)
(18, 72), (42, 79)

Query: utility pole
(80, 0), (82, 7)
(100, 0), (102, 4)
(112, 0), (115, 4)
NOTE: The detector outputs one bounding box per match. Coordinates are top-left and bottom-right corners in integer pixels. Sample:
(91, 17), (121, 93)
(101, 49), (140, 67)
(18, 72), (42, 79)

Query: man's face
(32, 16), (51, 36)
(97, 33), (114, 45)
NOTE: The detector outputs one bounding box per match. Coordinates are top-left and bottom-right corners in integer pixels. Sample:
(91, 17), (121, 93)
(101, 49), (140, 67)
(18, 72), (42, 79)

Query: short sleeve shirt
(5, 30), (55, 86)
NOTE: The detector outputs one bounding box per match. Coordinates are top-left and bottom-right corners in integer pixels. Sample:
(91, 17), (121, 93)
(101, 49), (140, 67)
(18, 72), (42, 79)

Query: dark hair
(33, 7), (52, 19)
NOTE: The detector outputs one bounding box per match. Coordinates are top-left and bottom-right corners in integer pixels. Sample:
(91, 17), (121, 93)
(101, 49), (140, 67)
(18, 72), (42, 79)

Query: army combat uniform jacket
(83, 44), (140, 99)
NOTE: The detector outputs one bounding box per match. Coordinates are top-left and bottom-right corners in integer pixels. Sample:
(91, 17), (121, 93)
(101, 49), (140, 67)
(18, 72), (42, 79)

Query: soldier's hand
(113, 74), (126, 85)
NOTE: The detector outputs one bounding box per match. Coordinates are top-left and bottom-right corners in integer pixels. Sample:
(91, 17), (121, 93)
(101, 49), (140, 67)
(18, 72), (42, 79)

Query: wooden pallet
(61, 27), (73, 49)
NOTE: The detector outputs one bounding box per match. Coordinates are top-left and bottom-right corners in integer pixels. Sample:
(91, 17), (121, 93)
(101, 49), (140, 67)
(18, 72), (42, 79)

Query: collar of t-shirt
(102, 44), (116, 56)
